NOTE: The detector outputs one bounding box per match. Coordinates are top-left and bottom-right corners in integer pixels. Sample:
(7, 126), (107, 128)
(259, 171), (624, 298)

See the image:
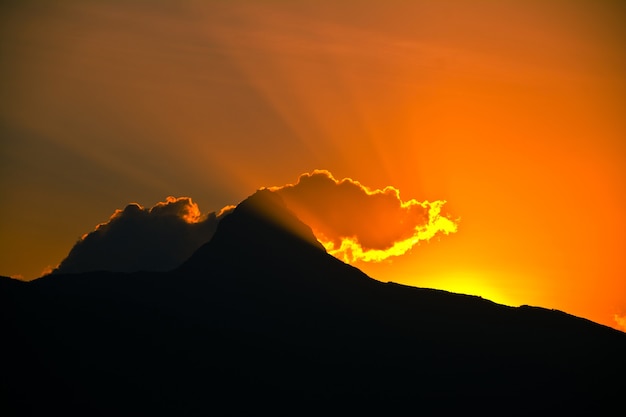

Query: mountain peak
(179, 189), (326, 271)
(234, 188), (325, 249)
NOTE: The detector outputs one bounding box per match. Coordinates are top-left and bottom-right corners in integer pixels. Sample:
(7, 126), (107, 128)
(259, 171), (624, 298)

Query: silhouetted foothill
(2, 190), (625, 417)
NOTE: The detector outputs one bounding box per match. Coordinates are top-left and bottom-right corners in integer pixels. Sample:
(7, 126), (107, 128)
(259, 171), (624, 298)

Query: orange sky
(1, 1), (625, 330)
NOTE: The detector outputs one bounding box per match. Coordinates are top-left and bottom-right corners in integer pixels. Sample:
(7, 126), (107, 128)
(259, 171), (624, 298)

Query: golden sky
(1, 1), (625, 330)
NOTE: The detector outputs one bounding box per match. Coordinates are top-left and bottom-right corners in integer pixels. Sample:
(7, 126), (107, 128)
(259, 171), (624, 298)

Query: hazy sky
(1, 0), (625, 330)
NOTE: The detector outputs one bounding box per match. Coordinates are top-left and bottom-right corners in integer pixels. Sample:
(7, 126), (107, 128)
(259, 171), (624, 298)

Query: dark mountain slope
(2, 190), (625, 416)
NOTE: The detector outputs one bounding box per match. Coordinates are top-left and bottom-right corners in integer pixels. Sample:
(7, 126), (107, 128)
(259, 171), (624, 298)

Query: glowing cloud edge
(319, 200), (459, 263)
(269, 170), (460, 264)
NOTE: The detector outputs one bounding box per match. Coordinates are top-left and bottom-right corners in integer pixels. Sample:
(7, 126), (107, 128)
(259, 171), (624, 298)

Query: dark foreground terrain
(2, 190), (625, 416)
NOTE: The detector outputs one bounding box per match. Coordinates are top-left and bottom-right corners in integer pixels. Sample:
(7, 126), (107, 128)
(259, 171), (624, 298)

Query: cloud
(50, 171), (457, 275)
(270, 170), (459, 263)
(52, 197), (234, 275)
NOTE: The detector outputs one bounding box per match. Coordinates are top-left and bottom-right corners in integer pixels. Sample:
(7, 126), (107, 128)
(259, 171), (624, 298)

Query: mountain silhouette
(2, 190), (625, 416)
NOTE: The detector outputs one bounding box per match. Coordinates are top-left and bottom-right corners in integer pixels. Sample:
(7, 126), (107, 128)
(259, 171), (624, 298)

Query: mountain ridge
(2, 189), (625, 416)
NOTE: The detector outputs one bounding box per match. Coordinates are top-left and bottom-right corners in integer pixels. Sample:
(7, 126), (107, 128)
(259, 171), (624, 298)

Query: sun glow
(424, 272), (516, 307)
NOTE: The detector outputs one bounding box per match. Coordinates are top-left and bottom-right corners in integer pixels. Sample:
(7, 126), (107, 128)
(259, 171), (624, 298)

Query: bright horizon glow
(418, 271), (517, 308)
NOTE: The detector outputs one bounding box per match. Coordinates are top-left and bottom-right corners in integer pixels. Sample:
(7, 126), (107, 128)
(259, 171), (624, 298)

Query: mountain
(2, 190), (625, 416)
